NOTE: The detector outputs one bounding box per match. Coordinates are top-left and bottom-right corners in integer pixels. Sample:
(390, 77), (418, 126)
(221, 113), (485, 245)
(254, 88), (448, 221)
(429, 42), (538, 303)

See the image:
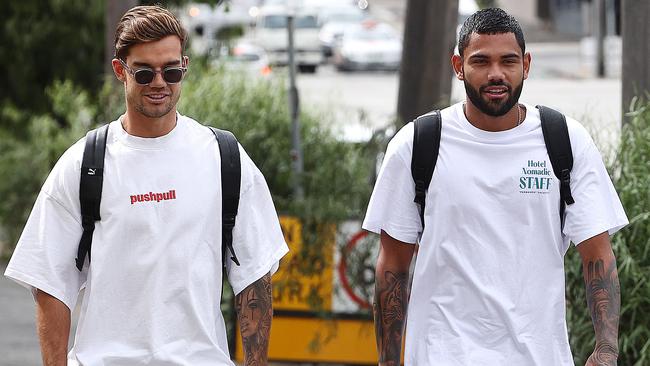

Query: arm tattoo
(585, 258), (620, 363)
(236, 272), (273, 366)
(373, 271), (408, 366)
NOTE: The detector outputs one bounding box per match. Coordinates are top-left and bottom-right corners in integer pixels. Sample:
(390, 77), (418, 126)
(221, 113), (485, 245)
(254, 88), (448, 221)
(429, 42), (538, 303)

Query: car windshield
(228, 53), (261, 62)
(346, 27), (395, 41)
(320, 9), (365, 23)
(262, 14), (319, 29)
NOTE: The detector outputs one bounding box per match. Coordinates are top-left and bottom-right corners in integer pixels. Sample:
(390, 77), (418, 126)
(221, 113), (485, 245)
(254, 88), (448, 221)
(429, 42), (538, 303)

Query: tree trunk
(622, 0), (650, 121)
(396, 0), (459, 125)
(105, 0), (139, 74)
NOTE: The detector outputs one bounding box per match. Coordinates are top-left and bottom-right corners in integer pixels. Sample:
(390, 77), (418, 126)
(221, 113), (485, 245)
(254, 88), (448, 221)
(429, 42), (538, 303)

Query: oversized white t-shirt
(5, 114), (289, 365)
(363, 102), (628, 365)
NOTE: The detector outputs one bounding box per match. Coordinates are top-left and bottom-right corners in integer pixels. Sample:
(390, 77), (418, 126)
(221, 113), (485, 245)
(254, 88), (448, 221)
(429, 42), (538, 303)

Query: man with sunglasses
(5, 5), (288, 366)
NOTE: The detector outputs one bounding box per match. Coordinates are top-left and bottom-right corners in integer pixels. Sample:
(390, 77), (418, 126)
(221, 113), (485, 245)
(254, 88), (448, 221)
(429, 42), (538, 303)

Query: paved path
(0, 262), (41, 366)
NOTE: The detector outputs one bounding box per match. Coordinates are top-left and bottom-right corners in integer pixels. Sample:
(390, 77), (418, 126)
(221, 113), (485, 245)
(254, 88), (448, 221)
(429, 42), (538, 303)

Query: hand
(585, 347), (618, 366)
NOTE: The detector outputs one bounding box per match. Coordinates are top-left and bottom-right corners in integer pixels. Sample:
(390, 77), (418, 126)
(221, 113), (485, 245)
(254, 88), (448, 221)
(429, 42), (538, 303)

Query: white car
(333, 22), (402, 72)
(253, 5), (322, 73)
(210, 43), (273, 77)
(318, 6), (368, 57)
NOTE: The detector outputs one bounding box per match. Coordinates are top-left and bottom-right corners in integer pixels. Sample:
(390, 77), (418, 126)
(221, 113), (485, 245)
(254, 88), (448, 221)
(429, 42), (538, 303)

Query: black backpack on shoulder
(74, 125), (242, 271)
(411, 105), (575, 231)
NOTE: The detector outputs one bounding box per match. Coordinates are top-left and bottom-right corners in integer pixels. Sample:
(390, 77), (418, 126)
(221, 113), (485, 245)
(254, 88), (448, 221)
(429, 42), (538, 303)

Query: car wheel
(298, 65), (318, 74)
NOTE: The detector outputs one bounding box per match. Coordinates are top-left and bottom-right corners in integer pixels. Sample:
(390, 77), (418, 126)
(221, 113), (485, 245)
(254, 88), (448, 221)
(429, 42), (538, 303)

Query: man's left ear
(523, 52), (531, 80)
(182, 55), (189, 68)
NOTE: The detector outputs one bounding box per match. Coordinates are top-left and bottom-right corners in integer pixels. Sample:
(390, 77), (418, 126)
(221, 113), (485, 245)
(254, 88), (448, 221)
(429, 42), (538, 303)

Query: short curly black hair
(457, 8), (525, 57)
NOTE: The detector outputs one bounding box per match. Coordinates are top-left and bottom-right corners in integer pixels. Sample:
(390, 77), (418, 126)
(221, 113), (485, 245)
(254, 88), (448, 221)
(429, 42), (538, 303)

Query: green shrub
(0, 81), (94, 254)
(565, 99), (650, 365)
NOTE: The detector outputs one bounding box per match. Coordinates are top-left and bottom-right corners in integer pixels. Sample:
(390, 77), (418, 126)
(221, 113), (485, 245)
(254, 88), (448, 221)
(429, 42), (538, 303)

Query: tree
(396, 0), (459, 125)
(105, 0), (139, 73)
(621, 0), (650, 122)
(0, 0), (105, 115)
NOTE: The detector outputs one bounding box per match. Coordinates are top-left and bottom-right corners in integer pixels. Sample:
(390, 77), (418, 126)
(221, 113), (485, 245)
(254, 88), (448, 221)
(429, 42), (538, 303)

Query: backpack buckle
(559, 168), (575, 205)
(223, 214), (236, 229)
(414, 180), (426, 204)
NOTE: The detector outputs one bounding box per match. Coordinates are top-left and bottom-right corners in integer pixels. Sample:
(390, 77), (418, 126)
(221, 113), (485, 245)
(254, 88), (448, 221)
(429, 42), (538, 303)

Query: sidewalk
(0, 262), (41, 366)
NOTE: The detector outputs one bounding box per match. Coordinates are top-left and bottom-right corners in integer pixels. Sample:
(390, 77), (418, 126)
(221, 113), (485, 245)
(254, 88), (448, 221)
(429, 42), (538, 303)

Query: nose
(149, 70), (166, 88)
(487, 63), (505, 83)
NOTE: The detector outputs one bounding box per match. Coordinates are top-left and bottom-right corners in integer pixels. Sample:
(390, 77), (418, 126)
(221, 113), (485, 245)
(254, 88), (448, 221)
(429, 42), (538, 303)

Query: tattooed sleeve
(236, 272), (273, 366)
(373, 271), (408, 366)
(585, 258), (620, 364)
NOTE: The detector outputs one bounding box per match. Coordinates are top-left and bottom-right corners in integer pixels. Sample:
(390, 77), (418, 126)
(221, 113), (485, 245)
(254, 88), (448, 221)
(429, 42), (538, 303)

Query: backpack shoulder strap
(536, 105), (575, 229)
(76, 124), (109, 271)
(411, 110), (442, 230)
(208, 127), (242, 269)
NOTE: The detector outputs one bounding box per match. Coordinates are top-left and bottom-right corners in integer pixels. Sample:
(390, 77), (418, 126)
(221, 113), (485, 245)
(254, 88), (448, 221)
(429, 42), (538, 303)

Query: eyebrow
(131, 60), (182, 68)
(501, 53), (521, 59)
(467, 53), (521, 61)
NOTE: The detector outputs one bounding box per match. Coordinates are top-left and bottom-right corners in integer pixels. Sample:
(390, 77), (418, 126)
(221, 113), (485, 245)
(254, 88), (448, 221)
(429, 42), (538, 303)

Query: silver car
(332, 22), (402, 72)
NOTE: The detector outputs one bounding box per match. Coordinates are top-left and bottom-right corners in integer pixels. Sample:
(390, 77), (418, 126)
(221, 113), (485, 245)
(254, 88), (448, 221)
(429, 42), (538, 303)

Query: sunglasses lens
(163, 68), (184, 83)
(134, 69), (154, 84)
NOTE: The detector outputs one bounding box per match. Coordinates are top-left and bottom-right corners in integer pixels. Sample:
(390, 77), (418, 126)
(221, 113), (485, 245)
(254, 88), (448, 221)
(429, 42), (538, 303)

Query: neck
(463, 101), (524, 132)
(122, 109), (177, 138)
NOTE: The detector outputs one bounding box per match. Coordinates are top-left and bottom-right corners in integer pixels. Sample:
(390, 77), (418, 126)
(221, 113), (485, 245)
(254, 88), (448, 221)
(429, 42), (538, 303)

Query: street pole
(287, 13), (304, 199)
(622, 0), (650, 123)
(594, 0), (607, 78)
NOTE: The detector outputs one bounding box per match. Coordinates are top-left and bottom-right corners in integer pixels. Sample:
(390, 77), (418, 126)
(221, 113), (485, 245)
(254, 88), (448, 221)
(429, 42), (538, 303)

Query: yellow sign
(272, 216), (333, 311)
(235, 216), (379, 364)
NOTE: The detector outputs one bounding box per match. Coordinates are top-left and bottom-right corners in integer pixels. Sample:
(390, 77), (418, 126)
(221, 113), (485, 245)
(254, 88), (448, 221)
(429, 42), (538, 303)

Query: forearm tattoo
(236, 273), (273, 366)
(585, 258), (620, 363)
(373, 271), (408, 366)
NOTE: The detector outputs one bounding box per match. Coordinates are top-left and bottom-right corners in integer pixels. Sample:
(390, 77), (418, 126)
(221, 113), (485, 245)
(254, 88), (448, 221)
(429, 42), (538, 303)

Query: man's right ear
(111, 58), (126, 83)
(451, 54), (464, 80)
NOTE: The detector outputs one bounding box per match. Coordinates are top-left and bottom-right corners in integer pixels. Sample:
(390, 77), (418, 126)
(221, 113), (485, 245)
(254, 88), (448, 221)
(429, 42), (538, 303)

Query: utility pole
(105, 0), (138, 74)
(622, 0), (650, 122)
(397, 0), (459, 125)
(287, 10), (304, 199)
(594, 0), (607, 78)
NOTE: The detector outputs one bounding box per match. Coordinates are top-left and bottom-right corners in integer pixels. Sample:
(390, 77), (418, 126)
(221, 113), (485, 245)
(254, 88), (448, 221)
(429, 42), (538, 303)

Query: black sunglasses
(119, 59), (187, 85)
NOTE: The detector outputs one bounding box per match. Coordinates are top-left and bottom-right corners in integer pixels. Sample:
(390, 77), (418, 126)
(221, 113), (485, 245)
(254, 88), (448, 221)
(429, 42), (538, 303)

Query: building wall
(496, 0), (540, 25)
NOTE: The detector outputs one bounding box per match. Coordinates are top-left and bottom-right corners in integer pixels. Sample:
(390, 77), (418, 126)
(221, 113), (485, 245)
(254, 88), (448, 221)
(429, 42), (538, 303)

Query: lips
(481, 85), (510, 99)
(144, 93), (170, 104)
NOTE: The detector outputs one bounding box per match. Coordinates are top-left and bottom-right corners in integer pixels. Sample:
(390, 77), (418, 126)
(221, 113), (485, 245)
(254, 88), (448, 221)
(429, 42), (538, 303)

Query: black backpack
(74, 125), (242, 271)
(411, 105), (575, 231)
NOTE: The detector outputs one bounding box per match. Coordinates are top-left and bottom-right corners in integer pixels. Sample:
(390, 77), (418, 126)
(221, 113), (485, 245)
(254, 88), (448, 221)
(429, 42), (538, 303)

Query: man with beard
(363, 8), (627, 366)
(4, 5), (288, 366)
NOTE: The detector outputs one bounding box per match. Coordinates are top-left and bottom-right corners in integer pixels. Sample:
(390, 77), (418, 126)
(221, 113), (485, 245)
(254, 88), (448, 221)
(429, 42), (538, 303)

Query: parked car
(318, 6), (368, 57)
(210, 42), (273, 77)
(332, 21), (401, 72)
(252, 5), (322, 73)
(180, 2), (258, 55)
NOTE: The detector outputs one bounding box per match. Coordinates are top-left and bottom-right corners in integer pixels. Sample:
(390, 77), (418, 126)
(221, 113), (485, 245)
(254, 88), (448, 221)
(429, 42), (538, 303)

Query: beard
(464, 77), (524, 117)
(134, 91), (180, 119)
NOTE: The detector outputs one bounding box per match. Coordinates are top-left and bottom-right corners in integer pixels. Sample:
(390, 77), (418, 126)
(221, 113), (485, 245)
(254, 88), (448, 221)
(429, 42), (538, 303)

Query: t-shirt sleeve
(362, 123), (421, 244)
(226, 145), (289, 295)
(4, 142), (87, 311)
(563, 121), (628, 245)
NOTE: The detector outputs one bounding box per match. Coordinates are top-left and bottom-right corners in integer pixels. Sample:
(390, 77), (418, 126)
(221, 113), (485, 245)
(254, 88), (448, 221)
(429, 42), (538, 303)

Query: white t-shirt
(363, 102), (628, 365)
(5, 114), (289, 366)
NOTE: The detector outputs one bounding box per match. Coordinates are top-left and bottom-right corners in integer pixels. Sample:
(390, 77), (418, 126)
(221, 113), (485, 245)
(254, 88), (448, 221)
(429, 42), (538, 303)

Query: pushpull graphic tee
(363, 102), (628, 365)
(5, 115), (288, 366)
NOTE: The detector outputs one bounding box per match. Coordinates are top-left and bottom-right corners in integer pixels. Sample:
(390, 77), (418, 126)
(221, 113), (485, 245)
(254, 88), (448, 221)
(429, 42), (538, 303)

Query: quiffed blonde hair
(114, 5), (187, 60)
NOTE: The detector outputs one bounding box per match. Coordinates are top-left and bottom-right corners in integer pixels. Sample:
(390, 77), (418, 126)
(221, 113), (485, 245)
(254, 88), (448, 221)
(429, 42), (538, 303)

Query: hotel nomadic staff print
(4, 5), (288, 366)
(363, 8), (628, 366)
